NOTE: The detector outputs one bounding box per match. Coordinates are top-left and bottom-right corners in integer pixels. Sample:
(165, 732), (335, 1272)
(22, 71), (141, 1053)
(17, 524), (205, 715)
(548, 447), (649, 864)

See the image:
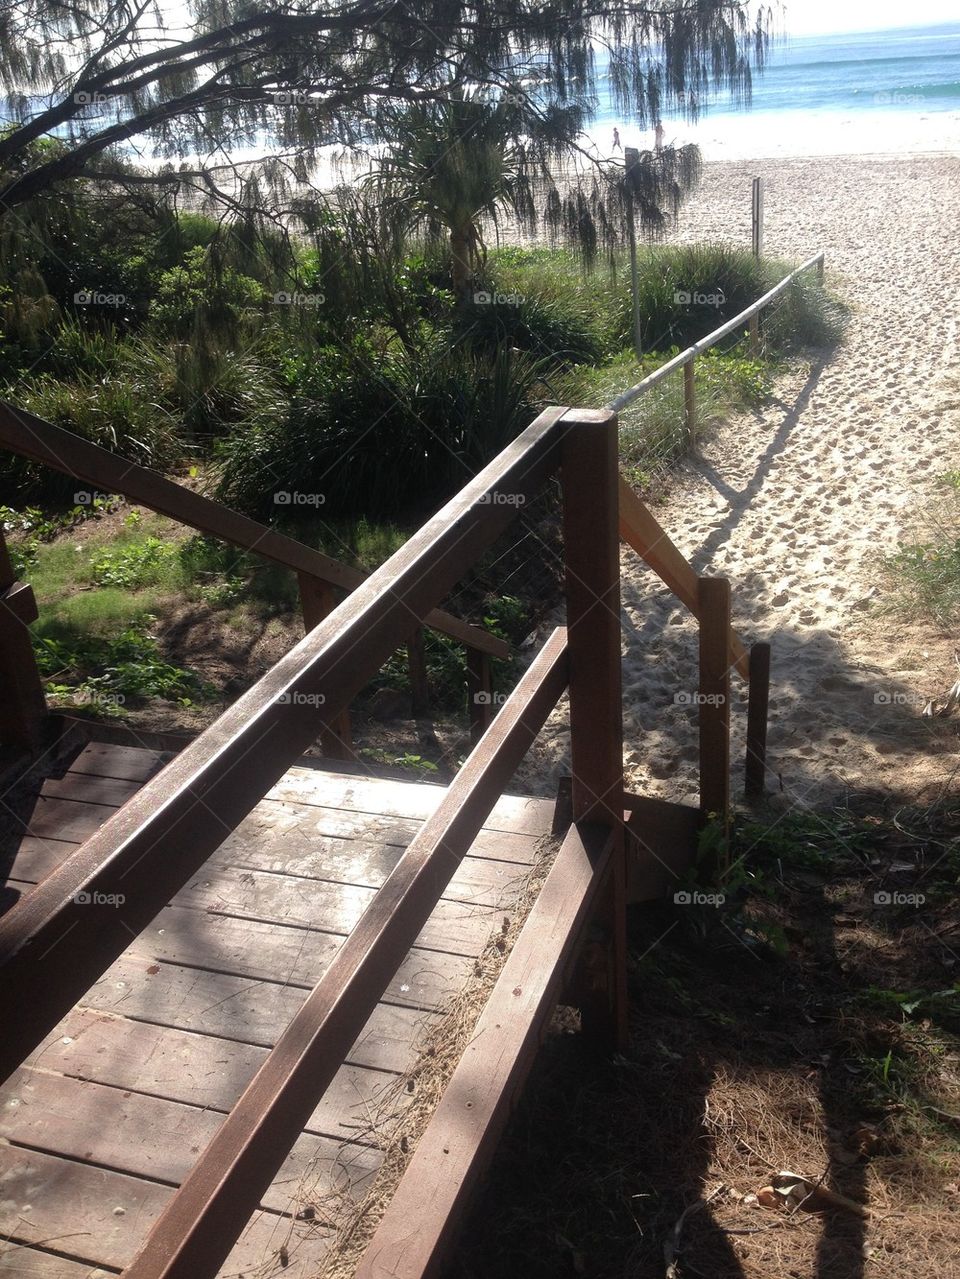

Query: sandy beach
(516, 151), (960, 808)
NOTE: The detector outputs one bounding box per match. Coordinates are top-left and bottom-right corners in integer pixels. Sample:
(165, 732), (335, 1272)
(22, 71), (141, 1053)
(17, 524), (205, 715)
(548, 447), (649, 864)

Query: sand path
(520, 154), (960, 807)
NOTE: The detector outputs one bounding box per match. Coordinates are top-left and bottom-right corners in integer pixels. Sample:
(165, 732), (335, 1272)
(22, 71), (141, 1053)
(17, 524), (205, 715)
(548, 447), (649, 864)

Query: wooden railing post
(698, 575), (731, 836)
(466, 646), (493, 745)
(749, 311), (760, 358)
(406, 627), (430, 718)
(297, 571), (352, 760)
(744, 641), (771, 798)
(684, 358), (696, 443)
(0, 525), (48, 753)
(560, 407), (627, 1050)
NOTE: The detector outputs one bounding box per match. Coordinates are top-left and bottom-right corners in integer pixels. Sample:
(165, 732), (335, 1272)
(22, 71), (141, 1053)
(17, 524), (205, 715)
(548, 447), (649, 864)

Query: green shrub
(455, 290), (605, 366)
(215, 339), (544, 520)
(149, 246), (266, 341)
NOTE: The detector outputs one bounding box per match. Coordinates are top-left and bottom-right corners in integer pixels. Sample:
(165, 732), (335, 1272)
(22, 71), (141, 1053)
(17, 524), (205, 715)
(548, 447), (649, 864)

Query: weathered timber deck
(0, 741), (554, 1279)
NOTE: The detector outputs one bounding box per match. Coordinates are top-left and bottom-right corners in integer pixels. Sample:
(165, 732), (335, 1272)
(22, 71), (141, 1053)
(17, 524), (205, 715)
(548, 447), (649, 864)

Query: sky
(776, 1), (960, 36)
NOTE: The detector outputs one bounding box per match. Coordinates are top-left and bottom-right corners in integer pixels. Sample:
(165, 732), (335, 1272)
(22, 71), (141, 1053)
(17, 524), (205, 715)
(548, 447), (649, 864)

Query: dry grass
(444, 799), (960, 1279)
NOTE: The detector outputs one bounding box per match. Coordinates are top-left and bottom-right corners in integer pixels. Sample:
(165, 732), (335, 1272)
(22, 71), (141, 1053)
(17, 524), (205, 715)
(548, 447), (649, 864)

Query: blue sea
(590, 23), (960, 158)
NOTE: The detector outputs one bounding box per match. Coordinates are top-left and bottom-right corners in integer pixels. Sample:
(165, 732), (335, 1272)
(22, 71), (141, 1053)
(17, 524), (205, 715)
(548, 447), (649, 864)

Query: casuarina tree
(0, 2), (769, 213)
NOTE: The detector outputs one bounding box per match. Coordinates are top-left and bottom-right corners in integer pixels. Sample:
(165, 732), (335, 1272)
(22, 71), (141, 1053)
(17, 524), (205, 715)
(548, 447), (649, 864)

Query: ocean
(589, 23), (960, 159)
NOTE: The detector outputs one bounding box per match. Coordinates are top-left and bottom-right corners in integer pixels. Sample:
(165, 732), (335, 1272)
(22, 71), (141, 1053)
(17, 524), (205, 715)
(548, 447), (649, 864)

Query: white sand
(516, 153), (960, 809)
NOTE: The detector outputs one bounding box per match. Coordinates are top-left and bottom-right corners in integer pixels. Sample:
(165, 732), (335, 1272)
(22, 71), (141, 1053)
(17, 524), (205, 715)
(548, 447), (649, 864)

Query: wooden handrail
(122, 626), (570, 1279)
(0, 400), (509, 660)
(0, 405), (567, 1080)
(618, 476), (749, 679)
(609, 250), (825, 411)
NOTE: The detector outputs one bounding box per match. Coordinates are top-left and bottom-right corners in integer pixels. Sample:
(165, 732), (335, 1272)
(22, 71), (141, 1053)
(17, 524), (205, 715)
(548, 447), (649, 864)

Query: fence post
(744, 641), (771, 798)
(0, 525), (48, 753)
(560, 407), (627, 1051)
(698, 576), (731, 846)
(297, 572), (352, 760)
(684, 358), (696, 443)
(465, 647), (492, 745)
(749, 311), (760, 358)
(751, 176), (763, 258)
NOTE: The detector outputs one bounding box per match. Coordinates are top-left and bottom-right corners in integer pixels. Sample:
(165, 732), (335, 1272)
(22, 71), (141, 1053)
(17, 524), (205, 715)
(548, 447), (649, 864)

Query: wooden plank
(618, 476), (700, 610)
(623, 794), (701, 903)
(0, 1147), (326, 1276)
(28, 1010), (404, 1146)
(64, 742), (170, 784)
(7, 795), (118, 844)
(121, 628), (569, 1279)
(0, 400), (508, 660)
(39, 774), (144, 808)
(131, 910), (472, 1012)
(0, 867), (494, 1008)
(1, 581), (39, 625)
(214, 847), (530, 911)
(174, 864), (507, 957)
(561, 410), (623, 828)
(4, 837), (82, 888)
(405, 628), (430, 718)
(298, 573), (353, 759)
(0, 1246), (112, 1277)
(618, 477), (750, 679)
(0, 1068), (380, 1218)
(698, 576), (732, 830)
(266, 767), (556, 835)
(0, 407), (565, 1081)
(224, 818), (525, 895)
(6, 799), (542, 888)
(83, 955), (434, 1072)
(354, 822), (616, 1279)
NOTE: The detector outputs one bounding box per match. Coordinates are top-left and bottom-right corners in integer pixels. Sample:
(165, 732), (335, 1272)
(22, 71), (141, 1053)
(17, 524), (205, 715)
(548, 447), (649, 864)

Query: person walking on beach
(654, 119), (664, 152)
(612, 127), (622, 152)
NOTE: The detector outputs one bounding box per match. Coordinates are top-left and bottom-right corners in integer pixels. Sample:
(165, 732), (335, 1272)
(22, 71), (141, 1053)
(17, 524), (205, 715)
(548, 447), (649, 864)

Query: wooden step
(354, 820), (617, 1279)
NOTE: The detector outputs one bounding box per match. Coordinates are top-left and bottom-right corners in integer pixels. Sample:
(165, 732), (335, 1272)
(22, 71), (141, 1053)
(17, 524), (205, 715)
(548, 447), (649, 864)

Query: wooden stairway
(0, 402), (769, 1279)
(0, 740), (557, 1278)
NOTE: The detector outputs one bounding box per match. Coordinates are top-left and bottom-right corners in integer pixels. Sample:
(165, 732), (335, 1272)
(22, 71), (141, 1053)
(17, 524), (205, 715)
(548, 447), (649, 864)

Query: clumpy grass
(560, 345), (771, 490)
(488, 242), (844, 361)
(33, 587), (162, 635)
(881, 472), (960, 627)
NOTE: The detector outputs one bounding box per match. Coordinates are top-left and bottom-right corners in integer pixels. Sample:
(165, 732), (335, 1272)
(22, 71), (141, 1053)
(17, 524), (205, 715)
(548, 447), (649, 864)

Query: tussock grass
(881, 472), (960, 627)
